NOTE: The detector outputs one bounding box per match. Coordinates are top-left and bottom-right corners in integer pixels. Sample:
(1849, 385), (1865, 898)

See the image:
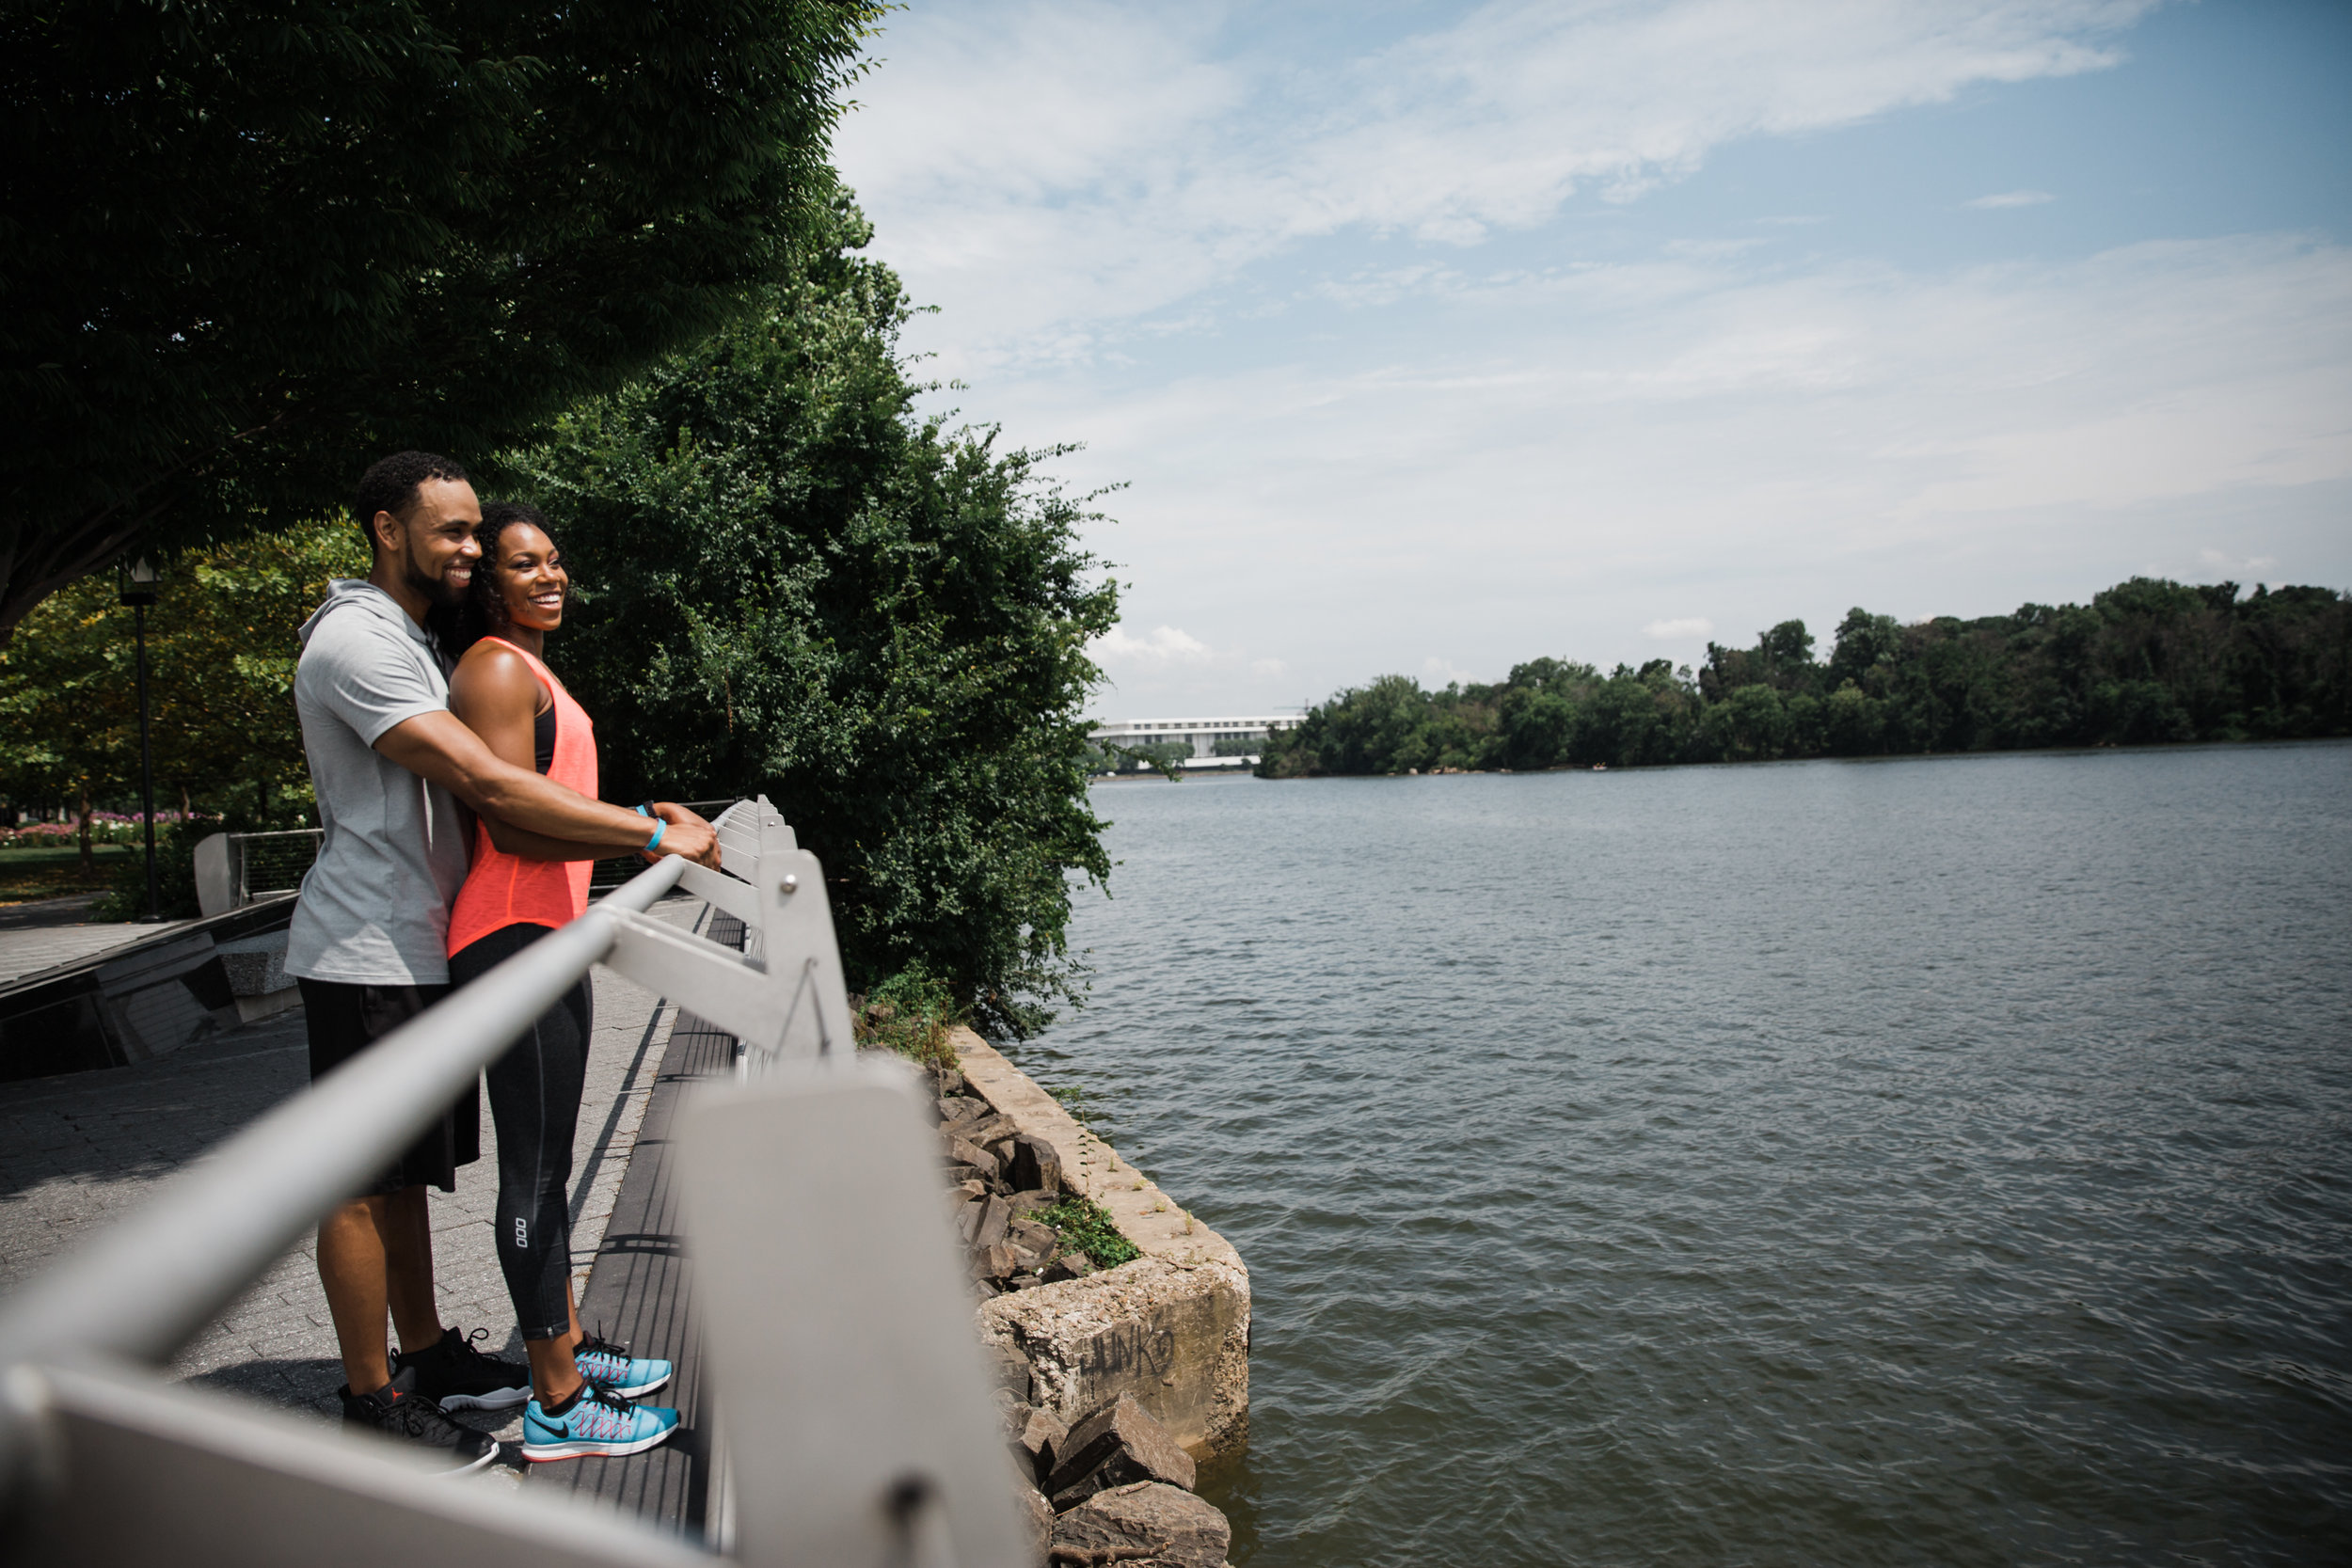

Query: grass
(1034, 1195), (1141, 1270)
(850, 962), (961, 1072)
(0, 843), (131, 906)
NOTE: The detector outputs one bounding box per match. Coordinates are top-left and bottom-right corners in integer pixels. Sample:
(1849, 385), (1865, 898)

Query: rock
(974, 1242), (1019, 1280)
(1044, 1251), (1095, 1283)
(983, 1342), (1033, 1400)
(1010, 1132), (1063, 1196)
(1009, 1274), (1046, 1291)
(1016, 1481), (1054, 1563)
(955, 1196), (987, 1243)
(1009, 1190), (1060, 1216)
(1009, 1217), (1059, 1256)
(963, 1112), (1017, 1146)
(1015, 1404), (1069, 1480)
(945, 1097), (991, 1131)
(1043, 1393), (1196, 1509)
(975, 1195), (1011, 1249)
(946, 1135), (1001, 1181)
(939, 1069), (965, 1097)
(1009, 1243), (1046, 1274)
(1049, 1482), (1228, 1568)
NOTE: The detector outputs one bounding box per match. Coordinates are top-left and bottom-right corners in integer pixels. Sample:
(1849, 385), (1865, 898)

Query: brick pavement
(0, 895), (713, 1477)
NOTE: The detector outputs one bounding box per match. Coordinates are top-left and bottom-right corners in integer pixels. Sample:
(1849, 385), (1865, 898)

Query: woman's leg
(459, 927), (592, 1402)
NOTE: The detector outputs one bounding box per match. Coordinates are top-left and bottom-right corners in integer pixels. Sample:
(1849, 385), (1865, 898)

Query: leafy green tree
(1259, 578), (2347, 777)
(0, 520), (364, 865)
(505, 206), (1118, 1037)
(2, 0), (881, 635)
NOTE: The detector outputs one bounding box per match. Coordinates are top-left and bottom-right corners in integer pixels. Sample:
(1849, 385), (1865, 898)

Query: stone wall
(951, 1030), (1250, 1462)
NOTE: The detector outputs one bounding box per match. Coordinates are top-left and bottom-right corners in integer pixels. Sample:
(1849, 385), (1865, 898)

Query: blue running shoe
(572, 1329), (672, 1398)
(520, 1383), (679, 1462)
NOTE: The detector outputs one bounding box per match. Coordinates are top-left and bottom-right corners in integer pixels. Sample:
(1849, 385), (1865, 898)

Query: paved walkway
(0, 895), (712, 1487)
(0, 895), (195, 986)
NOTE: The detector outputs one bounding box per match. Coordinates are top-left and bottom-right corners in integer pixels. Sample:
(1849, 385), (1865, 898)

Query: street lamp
(118, 557), (161, 923)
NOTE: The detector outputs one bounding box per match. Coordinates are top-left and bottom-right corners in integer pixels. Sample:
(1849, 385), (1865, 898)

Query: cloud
(1966, 189), (2057, 208)
(1645, 618), (1715, 639)
(999, 232), (2352, 695)
(2199, 547), (2280, 575)
(1249, 657), (1287, 678)
(1423, 656), (1478, 687)
(834, 1), (2151, 362)
(1090, 624), (1213, 667)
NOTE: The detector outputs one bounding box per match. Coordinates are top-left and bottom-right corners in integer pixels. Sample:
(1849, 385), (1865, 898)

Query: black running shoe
(340, 1366), (501, 1473)
(395, 1324), (532, 1412)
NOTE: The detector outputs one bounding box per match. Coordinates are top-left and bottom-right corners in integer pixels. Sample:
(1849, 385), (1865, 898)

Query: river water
(1008, 741), (2352, 1567)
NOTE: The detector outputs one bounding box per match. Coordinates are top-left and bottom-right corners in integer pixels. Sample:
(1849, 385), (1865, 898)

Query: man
(289, 451), (719, 1468)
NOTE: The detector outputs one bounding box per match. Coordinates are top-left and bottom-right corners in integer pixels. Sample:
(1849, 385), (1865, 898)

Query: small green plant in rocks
(1035, 1196), (1140, 1270)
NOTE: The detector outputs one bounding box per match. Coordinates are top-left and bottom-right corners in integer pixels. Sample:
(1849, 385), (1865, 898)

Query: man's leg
(383, 1184), (445, 1359)
(317, 1195), (395, 1396)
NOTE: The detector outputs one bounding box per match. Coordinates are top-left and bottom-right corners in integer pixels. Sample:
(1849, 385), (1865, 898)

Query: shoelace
(444, 1325), (512, 1376)
(387, 1391), (468, 1444)
(573, 1326), (636, 1378)
(561, 1382), (641, 1441)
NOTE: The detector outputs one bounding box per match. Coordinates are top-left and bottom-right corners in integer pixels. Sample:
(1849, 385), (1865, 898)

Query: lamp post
(118, 557), (161, 922)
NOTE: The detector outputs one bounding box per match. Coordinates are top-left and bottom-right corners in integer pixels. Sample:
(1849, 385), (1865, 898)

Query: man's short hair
(354, 451), (470, 550)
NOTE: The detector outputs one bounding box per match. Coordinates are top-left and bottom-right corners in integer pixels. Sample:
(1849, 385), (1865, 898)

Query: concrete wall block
(980, 1257), (1249, 1461)
(951, 1029), (1249, 1463)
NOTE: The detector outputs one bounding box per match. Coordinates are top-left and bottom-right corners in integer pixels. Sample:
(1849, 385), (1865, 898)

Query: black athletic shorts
(298, 977), (480, 1196)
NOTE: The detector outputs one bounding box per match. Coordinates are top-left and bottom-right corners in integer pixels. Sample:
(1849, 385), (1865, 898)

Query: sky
(828, 0), (2352, 718)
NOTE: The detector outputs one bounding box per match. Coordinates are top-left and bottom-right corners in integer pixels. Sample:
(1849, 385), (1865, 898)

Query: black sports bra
(533, 702), (555, 775)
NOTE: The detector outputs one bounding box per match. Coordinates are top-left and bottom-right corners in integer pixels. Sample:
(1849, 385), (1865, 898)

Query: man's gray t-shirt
(286, 579), (469, 985)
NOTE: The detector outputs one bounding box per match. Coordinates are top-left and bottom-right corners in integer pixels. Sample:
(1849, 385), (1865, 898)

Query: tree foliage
(0, 518), (365, 842)
(1260, 579), (2352, 776)
(1, 0), (881, 635)
(505, 206), (1120, 1037)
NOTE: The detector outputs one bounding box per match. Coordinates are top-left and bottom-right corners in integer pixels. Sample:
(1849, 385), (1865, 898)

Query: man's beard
(404, 556), (469, 608)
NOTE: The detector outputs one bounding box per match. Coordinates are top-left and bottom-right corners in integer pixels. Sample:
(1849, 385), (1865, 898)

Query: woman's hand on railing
(643, 802), (723, 869)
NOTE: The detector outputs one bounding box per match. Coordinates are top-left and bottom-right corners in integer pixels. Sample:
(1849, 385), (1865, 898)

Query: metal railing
(0, 798), (1025, 1567)
(192, 829), (324, 917)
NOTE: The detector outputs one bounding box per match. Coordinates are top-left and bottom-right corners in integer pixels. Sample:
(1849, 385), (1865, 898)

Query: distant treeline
(1257, 578), (2352, 777)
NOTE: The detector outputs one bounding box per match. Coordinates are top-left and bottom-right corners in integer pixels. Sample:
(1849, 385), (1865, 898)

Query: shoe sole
(440, 1440), (503, 1475)
(521, 1428), (675, 1462)
(437, 1386), (531, 1412)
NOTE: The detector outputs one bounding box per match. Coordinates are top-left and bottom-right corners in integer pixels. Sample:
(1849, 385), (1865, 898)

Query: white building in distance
(1088, 713), (1304, 770)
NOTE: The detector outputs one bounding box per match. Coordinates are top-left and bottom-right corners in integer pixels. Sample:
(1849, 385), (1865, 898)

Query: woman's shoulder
(450, 638), (542, 704)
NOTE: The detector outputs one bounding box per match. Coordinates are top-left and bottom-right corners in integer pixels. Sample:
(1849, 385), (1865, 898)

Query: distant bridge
(1089, 713), (1303, 770)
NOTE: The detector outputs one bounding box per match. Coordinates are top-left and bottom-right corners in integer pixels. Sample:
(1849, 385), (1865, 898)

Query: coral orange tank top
(446, 639), (599, 956)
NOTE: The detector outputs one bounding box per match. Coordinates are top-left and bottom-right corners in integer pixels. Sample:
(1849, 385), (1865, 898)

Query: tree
(504, 204), (1120, 1037)
(0, 519), (366, 854)
(1257, 578), (2349, 777)
(1, 0), (882, 636)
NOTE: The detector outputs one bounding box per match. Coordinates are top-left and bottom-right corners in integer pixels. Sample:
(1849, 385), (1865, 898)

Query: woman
(445, 500), (678, 1463)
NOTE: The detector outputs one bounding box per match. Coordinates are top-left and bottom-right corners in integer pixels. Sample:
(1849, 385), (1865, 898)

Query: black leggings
(451, 923), (591, 1341)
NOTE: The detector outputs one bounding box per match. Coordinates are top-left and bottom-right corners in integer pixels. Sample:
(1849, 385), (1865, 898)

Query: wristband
(644, 818), (667, 853)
